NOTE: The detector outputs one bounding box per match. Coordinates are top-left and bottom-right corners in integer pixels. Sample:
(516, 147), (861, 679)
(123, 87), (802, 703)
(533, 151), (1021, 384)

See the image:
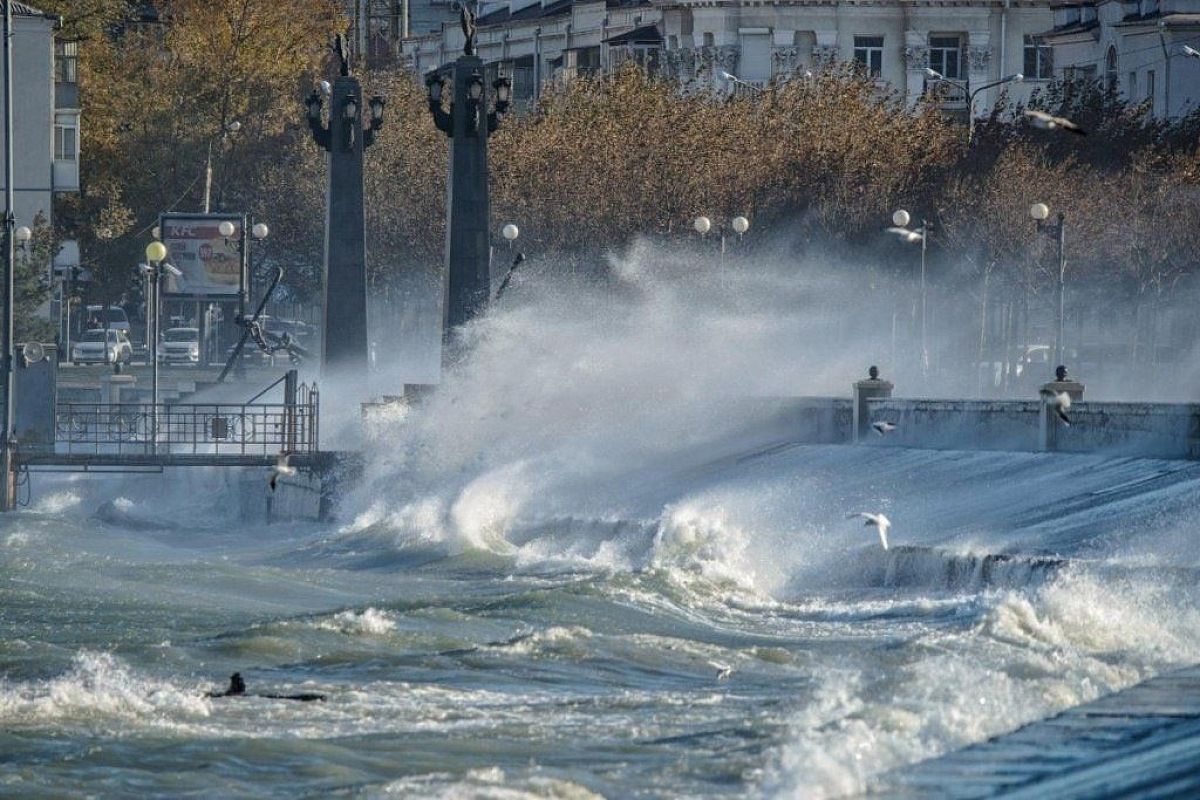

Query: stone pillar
(100, 373), (137, 406)
(321, 74), (370, 378)
(904, 32), (929, 108)
(443, 54), (493, 333)
(853, 366), (894, 443)
(1038, 365), (1084, 452)
(966, 35), (992, 112)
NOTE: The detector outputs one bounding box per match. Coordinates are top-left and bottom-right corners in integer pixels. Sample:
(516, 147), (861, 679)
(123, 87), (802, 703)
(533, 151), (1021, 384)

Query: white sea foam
(29, 490), (83, 515)
(763, 568), (1200, 798)
(373, 766), (605, 799)
(0, 652), (210, 729)
(313, 607), (398, 636)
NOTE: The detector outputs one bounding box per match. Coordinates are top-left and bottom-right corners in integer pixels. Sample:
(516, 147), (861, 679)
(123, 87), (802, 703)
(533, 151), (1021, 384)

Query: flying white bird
(847, 512), (891, 550)
(1024, 109), (1086, 136)
(707, 660), (733, 681)
(886, 227), (923, 243)
(1182, 44), (1200, 59)
(268, 453), (297, 492)
(1040, 389), (1072, 426)
(872, 421), (897, 436)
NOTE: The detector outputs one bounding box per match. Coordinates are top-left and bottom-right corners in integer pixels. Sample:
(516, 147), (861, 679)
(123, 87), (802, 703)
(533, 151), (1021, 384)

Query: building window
(1128, 71), (1137, 98)
(573, 46), (601, 77)
(854, 35), (884, 77)
(1146, 69), (1155, 106)
(929, 35), (962, 79)
(703, 32), (714, 48)
(1023, 35), (1053, 80)
(54, 123), (77, 162)
(55, 40), (78, 84)
(1105, 46), (1118, 91)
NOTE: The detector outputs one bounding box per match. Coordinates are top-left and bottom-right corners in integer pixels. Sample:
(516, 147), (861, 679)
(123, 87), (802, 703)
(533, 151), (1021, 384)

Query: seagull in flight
(848, 512), (891, 550)
(872, 421), (897, 436)
(268, 453), (297, 492)
(1024, 109), (1086, 136)
(1182, 44), (1200, 59)
(1040, 389), (1072, 426)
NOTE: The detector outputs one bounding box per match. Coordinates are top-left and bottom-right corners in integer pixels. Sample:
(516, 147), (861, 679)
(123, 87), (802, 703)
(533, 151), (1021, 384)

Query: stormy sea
(3, 251), (1199, 798)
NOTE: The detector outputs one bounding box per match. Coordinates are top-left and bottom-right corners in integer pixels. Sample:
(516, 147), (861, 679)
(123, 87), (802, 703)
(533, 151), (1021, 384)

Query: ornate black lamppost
(1030, 203), (1067, 367)
(426, 8), (511, 337)
(303, 35), (385, 378)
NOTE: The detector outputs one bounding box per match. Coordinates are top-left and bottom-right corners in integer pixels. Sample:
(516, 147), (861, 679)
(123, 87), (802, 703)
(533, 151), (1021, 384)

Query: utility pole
(425, 6), (511, 342)
(304, 34), (384, 378)
(2, 1), (17, 510)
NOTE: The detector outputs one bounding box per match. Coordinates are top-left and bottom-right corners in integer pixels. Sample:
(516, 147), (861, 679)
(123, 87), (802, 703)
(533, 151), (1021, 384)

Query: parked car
(72, 328), (133, 364)
(84, 305), (131, 334)
(158, 327), (200, 365)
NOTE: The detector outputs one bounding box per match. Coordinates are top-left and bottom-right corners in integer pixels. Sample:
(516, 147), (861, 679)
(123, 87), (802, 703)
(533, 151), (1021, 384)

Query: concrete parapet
(867, 398), (1042, 452)
(1055, 402), (1200, 459)
(862, 397), (1200, 460)
(750, 396), (853, 444)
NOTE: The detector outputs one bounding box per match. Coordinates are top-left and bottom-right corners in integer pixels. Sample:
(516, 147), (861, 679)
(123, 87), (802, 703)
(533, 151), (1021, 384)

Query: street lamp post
(502, 222), (519, 254)
(1030, 202), (1067, 367)
(426, 7), (511, 341)
(203, 119), (241, 214)
(142, 241), (178, 453)
(924, 69), (1023, 145)
(890, 209), (930, 377)
(731, 215), (750, 246)
(719, 70), (763, 96)
(2, 0), (17, 509)
(216, 222), (273, 384)
(304, 35), (385, 378)
(495, 224), (524, 301)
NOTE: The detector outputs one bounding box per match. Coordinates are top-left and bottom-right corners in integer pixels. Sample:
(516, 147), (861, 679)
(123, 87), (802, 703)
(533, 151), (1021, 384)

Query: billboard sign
(159, 213), (246, 298)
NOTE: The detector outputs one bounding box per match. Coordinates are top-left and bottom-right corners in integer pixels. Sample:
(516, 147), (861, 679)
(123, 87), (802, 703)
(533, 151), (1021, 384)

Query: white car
(84, 305), (131, 334)
(72, 329), (133, 364)
(158, 327), (200, 365)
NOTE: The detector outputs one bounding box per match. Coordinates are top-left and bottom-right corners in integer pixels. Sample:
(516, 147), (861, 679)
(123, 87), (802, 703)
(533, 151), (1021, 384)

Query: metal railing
(43, 384), (318, 457)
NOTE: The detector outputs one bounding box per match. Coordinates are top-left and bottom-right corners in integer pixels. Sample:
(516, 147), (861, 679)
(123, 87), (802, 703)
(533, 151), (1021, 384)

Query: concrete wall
(752, 396), (853, 444)
(1054, 402), (1200, 459)
(236, 469), (322, 523)
(864, 398), (1043, 453)
(858, 398), (1200, 460)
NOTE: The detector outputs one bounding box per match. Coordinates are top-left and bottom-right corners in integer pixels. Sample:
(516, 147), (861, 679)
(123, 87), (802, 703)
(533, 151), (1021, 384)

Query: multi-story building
(1040, 0), (1200, 117)
(399, 1), (1056, 115)
(1, 2), (81, 319)
(345, 0), (459, 65)
(2, 3), (79, 230)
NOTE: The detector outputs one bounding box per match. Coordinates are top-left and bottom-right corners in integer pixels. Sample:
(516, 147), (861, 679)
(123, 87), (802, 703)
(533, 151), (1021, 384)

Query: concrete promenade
(865, 665), (1200, 798)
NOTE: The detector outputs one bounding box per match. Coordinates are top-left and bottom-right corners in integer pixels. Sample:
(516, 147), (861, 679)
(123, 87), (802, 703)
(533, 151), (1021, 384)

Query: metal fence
(44, 384), (318, 456)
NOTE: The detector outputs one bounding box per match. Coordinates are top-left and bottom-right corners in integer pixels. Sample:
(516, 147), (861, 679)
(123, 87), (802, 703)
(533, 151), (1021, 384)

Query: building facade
(0, 3), (81, 304)
(1, 3), (78, 230)
(399, 0), (1055, 114)
(344, 0), (459, 65)
(1041, 0), (1200, 118)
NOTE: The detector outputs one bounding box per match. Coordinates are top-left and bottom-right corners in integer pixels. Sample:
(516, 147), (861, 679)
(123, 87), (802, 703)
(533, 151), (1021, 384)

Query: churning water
(4, 247), (1200, 798)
